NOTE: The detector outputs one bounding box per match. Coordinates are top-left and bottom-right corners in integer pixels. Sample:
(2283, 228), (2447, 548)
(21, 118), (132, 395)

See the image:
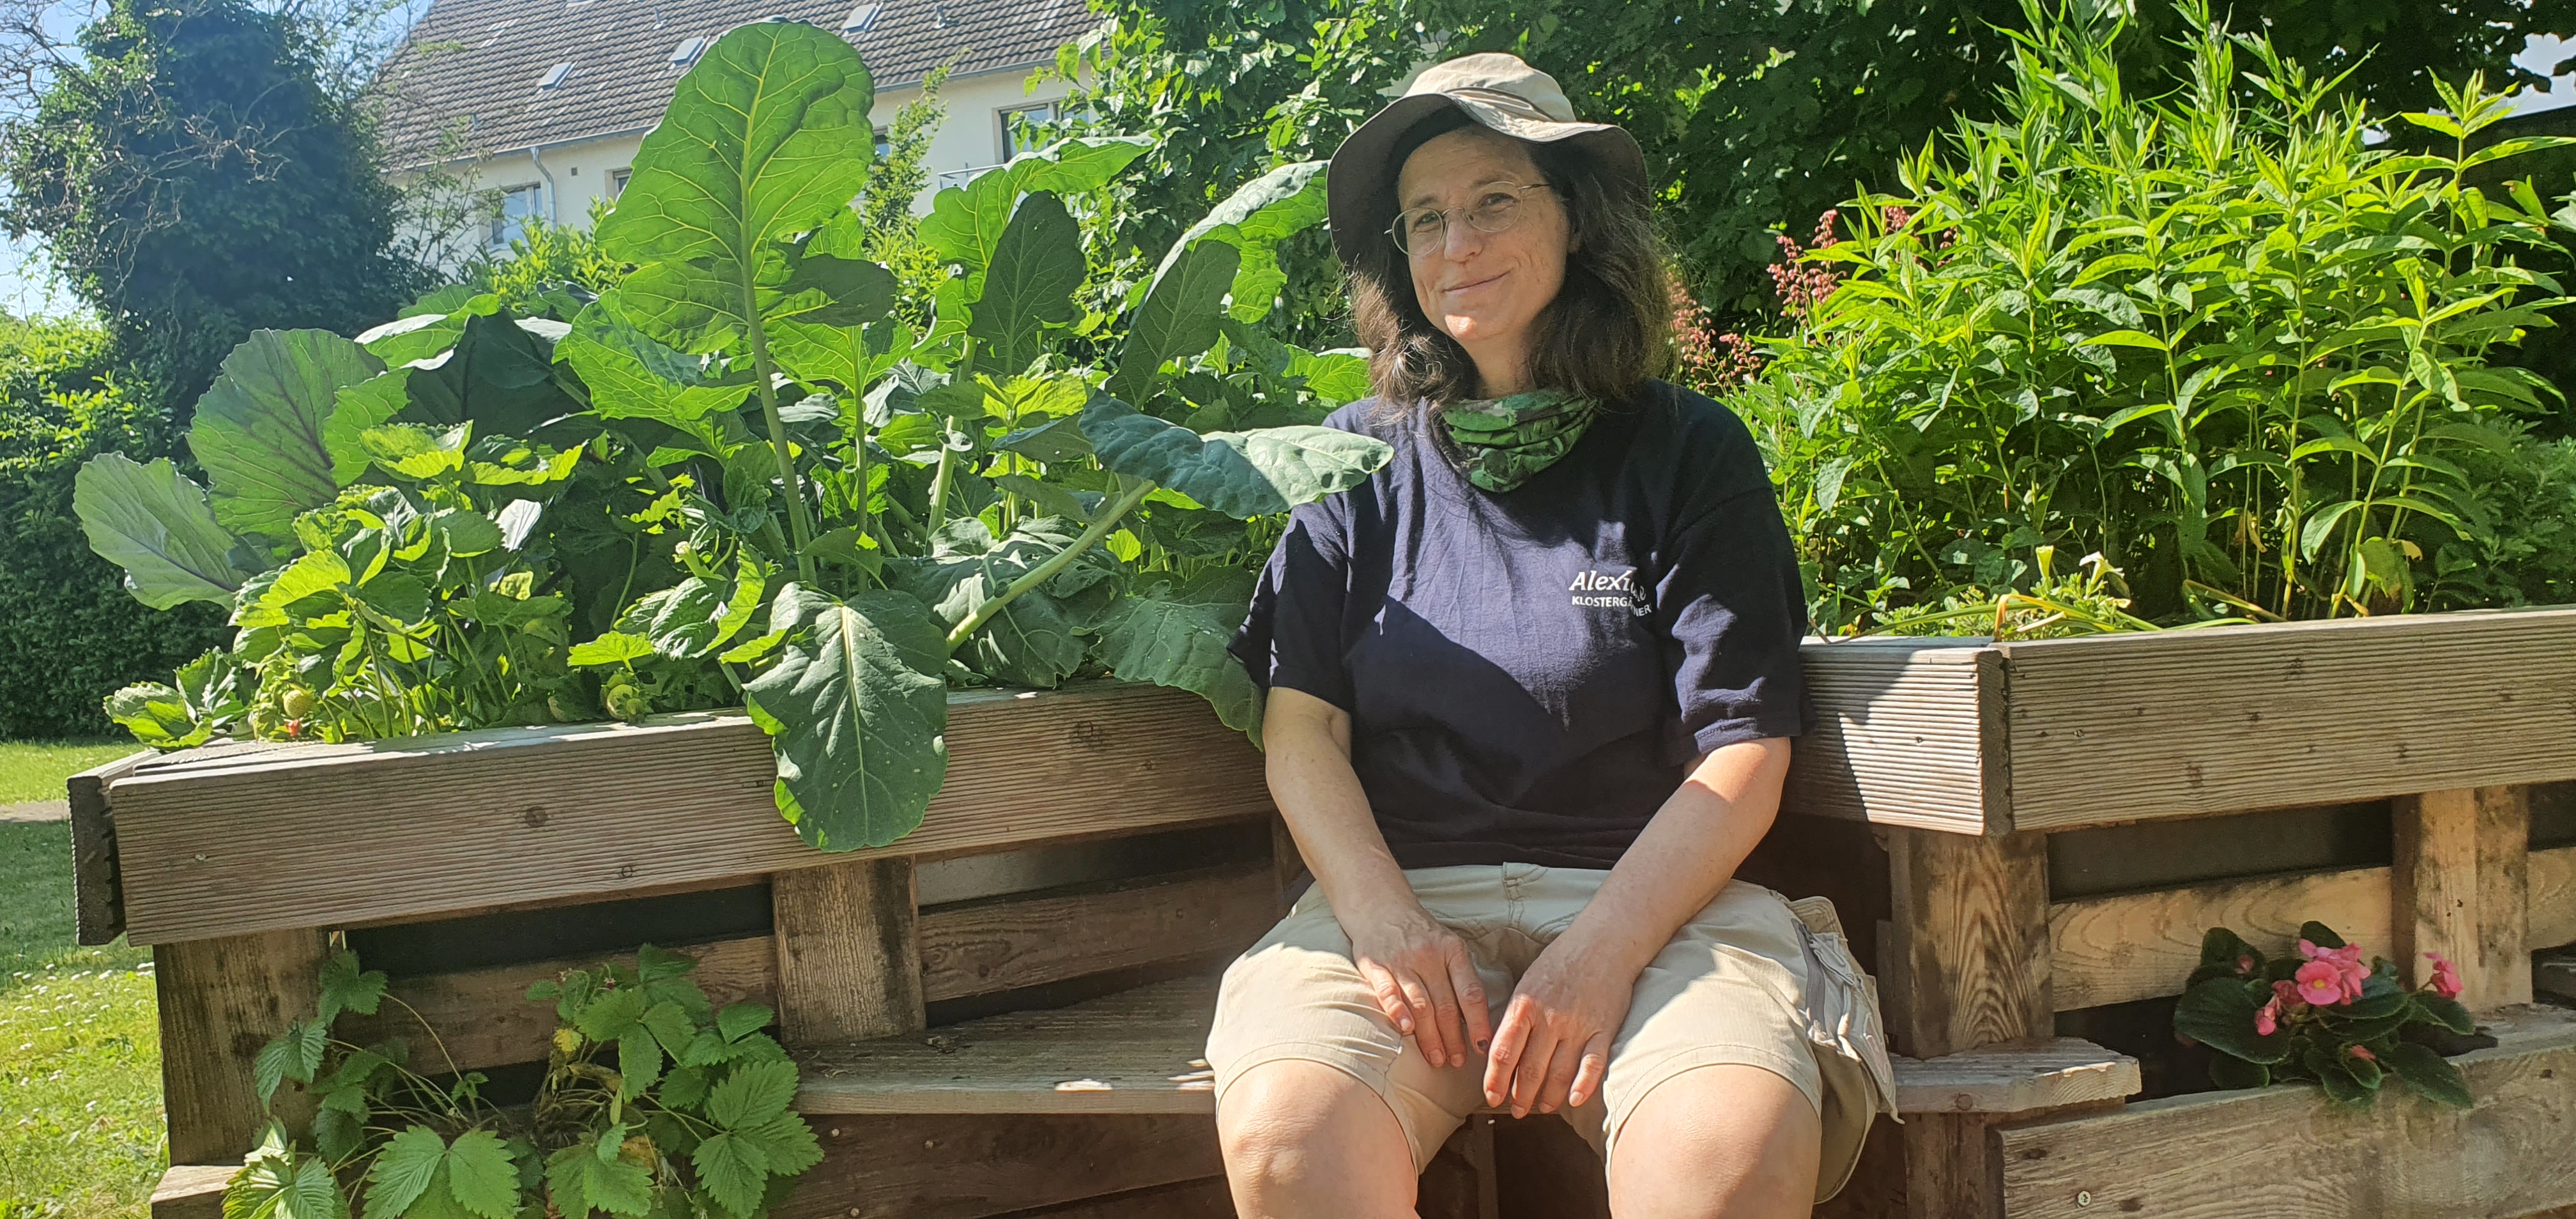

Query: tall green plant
(1736, 0), (2576, 629)
(79, 20), (1390, 857)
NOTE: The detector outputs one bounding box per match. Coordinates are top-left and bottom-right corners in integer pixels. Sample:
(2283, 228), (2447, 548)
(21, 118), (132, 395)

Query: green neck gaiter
(1440, 388), (1601, 493)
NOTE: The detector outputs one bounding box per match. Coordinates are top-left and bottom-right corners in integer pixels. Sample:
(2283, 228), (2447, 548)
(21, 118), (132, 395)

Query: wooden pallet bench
(86, 609), (2576, 1219)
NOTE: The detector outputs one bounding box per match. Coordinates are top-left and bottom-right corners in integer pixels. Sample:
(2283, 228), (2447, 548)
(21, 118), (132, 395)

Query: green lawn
(0, 742), (139, 807)
(2, 782), (163, 1216)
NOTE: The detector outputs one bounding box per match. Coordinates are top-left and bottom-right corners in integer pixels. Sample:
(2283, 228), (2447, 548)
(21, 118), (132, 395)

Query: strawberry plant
(227, 944), (815, 1219)
(75, 19), (1390, 854)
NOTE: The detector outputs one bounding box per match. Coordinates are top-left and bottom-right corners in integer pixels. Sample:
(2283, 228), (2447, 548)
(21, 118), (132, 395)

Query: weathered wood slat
(2534, 845), (2576, 949)
(107, 684), (1272, 945)
(158, 930), (326, 1164)
(68, 749), (150, 946)
(1999, 608), (2576, 831)
(774, 857), (924, 1047)
(774, 1113), (1225, 1219)
(1885, 828), (2051, 1057)
(1996, 1006), (2576, 1218)
(336, 866), (1275, 1076)
(1787, 639), (1995, 834)
(339, 935), (777, 1075)
(795, 974), (2135, 1117)
(149, 1165), (232, 1219)
(2048, 866), (2394, 1012)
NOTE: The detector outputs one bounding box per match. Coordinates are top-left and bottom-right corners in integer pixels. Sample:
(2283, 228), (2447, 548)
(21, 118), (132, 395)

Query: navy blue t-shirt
(1228, 379), (1813, 870)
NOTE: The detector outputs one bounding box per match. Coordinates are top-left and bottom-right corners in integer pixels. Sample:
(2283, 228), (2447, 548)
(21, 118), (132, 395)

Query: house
(371, 0), (1103, 258)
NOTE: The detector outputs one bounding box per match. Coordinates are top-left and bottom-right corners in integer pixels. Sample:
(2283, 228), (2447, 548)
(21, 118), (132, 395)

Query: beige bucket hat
(1326, 52), (1648, 266)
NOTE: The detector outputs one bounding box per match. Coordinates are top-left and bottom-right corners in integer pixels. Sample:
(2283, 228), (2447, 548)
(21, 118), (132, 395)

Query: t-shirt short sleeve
(1655, 434), (1814, 758)
(1230, 494), (1356, 710)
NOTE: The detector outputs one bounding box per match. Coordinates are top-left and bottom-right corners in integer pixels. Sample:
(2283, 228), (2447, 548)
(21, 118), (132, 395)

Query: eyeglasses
(1388, 181), (1555, 256)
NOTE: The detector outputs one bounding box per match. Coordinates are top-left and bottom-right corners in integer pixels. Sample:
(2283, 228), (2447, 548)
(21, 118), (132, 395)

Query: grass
(0, 742), (138, 807)
(1, 772), (163, 1218)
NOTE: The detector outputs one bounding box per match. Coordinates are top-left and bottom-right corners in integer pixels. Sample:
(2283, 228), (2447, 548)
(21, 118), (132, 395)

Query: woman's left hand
(1483, 932), (1639, 1117)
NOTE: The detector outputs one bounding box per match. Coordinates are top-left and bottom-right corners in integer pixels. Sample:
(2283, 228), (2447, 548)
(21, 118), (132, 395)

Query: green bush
(0, 316), (226, 739)
(1726, 0), (2576, 632)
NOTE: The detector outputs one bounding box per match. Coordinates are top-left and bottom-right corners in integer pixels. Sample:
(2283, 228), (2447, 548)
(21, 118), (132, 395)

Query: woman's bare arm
(1265, 685), (1494, 1068)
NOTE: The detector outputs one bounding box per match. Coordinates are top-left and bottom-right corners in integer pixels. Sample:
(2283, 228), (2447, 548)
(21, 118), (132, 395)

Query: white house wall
(405, 62), (1071, 267)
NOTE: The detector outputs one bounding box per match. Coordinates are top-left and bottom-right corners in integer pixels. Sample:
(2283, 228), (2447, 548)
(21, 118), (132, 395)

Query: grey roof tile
(372, 0), (1100, 167)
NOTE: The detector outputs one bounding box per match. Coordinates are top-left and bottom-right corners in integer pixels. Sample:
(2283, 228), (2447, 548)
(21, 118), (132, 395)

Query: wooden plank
(1893, 1040), (2138, 1116)
(67, 749), (150, 946)
(2536, 845), (2576, 949)
(1786, 638), (1995, 834)
(1996, 1006), (2576, 1218)
(105, 683), (1274, 945)
(1903, 1101), (2122, 1219)
(2048, 866), (2393, 1011)
(797, 976), (1220, 1115)
(1999, 608), (2576, 831)
(334, 868), (1273, 1077)
(340, 935), (778, 1076)
(774, 857), (924, 1047)
(157, 929), (326, 1164)
(774, 1112), (1223, 1219)
(1885, 828), (2051, 1057)
(799, 974), (2135, 1119)
(917, 863), (1276, 1001)
(2477, 786), (2534, 1007)
(150, 1164), (233, 1219)
(992, 1177), (1236, 1218)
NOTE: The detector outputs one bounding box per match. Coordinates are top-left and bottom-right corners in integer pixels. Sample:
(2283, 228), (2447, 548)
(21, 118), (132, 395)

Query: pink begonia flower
(2299, 940), (2372, 1002)
(2425, 953), (2464, 1000)
(2272, 979), (2304, 1010)
(2295, 960), (2347, 1006)
(2348, 1045), (2377, 1062)
(2254, 995), (2281, 1036)
(2236, 954), (2257, 975)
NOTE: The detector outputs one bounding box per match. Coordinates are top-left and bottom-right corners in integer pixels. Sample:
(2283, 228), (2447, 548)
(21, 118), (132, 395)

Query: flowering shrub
(2172, 921), (2476, 1107)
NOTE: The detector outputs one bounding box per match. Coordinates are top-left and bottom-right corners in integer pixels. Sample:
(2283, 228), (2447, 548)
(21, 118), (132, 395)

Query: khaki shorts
(1205, 864), (1895, 1202)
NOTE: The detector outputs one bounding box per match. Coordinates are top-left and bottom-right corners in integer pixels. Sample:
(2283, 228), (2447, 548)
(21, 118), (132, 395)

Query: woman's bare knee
(1606, 1063), (1821, 1219)
(1218, 1060), (1418, 1219)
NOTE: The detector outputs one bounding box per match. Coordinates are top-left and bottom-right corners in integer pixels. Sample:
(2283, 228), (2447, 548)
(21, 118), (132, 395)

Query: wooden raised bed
(80, 608), (2576, 1219)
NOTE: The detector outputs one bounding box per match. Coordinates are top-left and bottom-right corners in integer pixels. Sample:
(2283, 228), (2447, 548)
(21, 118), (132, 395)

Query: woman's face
(1395, 127), (1570, 390)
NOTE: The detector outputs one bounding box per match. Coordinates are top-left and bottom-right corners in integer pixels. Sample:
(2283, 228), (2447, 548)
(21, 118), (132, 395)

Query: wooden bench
(785, 972), (2139, 1218)
(100, 613), (2576, 1218)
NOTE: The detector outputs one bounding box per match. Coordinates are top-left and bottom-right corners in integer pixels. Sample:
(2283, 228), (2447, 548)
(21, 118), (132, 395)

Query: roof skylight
(668, 36), (707, 67)
(841, 2), (881, 32)
(538, 62), (574, 89)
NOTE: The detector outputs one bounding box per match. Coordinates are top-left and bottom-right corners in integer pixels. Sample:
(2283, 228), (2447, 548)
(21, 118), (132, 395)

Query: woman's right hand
(1344, 901), (1492, 1070)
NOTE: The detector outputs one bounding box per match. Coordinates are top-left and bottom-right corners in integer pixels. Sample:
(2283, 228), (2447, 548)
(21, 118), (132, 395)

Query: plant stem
(741, 273), (818, 584)
(926, 440), (956, 533)
(944, 477), (1153, 654)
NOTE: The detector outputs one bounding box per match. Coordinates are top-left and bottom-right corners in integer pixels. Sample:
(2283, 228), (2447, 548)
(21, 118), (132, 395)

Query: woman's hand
(1483, 931), (1639, 1117)
(1344, 901), (1492, 1071)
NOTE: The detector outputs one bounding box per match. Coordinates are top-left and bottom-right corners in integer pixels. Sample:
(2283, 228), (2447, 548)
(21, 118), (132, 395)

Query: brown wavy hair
(1350, 113), (1673, 408)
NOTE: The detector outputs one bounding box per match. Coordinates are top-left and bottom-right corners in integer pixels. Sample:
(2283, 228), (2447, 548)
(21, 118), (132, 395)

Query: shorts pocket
(1784, 895), (1901, 1204)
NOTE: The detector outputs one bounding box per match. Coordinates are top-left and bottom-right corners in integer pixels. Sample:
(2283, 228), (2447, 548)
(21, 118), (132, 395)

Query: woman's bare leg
(1605, 1064), (1821, 1219)
(1218, 1059), (1422, 1219)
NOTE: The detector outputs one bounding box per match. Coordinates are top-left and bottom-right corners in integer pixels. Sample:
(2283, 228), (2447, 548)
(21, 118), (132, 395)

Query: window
(490, 184), (542, 250)
(608, 168), (631, 197)
(999, 102), (1057, 160)
(841, 2), (880, 33)
(873, 126), (891, 160)
(537, 62), (573, 89)
(668, 36), (706, 68)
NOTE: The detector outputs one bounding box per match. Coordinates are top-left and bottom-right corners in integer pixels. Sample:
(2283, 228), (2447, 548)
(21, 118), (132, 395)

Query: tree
(1061, 0), (2576, 317)
(0, 0), (427, 416)
(0, 316), (226, 737)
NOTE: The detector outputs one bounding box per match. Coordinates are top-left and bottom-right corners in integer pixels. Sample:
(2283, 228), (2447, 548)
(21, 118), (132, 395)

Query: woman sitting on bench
(1214, 52), (1890, 1219)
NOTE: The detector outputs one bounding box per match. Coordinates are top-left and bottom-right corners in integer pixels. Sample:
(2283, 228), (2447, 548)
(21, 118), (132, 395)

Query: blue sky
(4, 31), (2576, 320)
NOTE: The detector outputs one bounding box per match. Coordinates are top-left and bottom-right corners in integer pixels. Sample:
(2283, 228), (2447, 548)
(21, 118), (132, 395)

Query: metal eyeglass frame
(1388, 181), (1556, 256)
